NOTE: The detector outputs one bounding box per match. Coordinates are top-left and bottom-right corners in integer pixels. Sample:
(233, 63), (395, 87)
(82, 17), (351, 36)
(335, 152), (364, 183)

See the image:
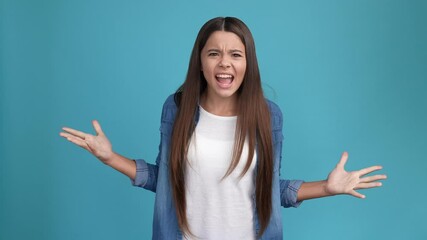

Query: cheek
(200, 59), (208, 72)
(200, 60), (205, 72)
(200, 57), (209, 72)
(202, 71), (209, 81)
(200, 65), (211, 81)
(201, 61), (215, 76)
(238, 63), (247, 76)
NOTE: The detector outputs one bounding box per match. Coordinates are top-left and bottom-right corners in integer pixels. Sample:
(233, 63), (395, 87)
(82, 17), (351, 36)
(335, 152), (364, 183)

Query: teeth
(216, 74), (233, 78)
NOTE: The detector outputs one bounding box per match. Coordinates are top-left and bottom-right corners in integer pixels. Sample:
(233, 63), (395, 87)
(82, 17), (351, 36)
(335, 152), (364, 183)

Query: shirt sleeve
(129, 94), (177, 193)
(130, 159), (159, 192)
(280, 179), (304, 208)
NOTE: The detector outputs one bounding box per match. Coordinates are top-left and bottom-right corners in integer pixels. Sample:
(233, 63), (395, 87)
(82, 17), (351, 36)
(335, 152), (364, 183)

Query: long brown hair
(170, 17), (273, 237)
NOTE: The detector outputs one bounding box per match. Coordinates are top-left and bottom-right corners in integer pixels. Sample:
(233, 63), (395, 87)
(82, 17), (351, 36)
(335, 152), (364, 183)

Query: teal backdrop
(1, 0), (426, 239)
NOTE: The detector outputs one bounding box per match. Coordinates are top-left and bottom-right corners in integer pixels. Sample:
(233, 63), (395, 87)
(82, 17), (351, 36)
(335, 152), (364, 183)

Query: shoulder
(163, 93), (178, 109)
(265, 99), (283, 131)
(266, 99), (282, 116)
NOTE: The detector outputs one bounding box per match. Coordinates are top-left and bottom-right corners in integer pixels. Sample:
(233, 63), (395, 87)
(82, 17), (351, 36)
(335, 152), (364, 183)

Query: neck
(200, 92), (238, 116)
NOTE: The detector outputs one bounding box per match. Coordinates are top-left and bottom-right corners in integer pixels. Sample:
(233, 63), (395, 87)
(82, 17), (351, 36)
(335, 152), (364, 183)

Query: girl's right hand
(60, 120), (114, 165)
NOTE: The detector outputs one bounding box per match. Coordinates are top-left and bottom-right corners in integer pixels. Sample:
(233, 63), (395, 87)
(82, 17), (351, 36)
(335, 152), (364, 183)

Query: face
(200, 31), (247, 103)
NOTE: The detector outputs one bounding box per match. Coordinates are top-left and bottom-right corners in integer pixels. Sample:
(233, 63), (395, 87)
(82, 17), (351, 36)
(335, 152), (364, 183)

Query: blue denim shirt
(131, 94), (303, 239)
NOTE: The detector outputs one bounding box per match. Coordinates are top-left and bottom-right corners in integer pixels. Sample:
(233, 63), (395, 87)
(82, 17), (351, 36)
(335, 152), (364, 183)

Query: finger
(337, 151), (348, 169)
(350, 190), (365, 199)
(60, 132), (87, 142)
(62, 127), (88, 139)
(61, 131), (91, 145)
(63, 134), (91, 151)
(60, 132), (77, 139)
(355, 182), (383, 189)
(92, 120), (104, 136)
(359, 174), (387, 183)
(358, 165), (383, 176)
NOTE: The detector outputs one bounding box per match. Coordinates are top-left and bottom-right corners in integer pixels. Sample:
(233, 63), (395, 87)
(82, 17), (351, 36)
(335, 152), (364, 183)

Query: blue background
(1, 0), (426, 239)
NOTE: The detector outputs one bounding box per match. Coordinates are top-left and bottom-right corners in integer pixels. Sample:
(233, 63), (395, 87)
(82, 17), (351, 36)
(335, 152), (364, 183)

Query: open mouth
(215, 74), (234, 89)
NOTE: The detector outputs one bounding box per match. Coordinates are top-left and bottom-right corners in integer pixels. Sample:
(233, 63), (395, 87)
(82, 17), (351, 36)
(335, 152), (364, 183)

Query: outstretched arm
(60, 120), (137, 180)
(297, 152), (387, 201)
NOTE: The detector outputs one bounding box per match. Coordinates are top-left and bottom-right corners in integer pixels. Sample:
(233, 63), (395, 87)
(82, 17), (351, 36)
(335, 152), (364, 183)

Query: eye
(208, 52), (219, 56)
(232, 53), (243, 58)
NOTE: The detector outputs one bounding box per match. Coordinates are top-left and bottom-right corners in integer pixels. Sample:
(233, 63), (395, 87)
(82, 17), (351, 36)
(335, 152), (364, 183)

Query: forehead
(204, 31), (245, 50)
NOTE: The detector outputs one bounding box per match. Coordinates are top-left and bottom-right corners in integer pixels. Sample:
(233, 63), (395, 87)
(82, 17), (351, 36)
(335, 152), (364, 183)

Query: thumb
(92, 120), (104, 136)
(337, 151), (349, 170)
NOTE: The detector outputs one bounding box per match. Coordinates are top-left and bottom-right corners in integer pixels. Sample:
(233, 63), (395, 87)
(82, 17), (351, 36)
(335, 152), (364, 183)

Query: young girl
(60, 17), (386, 240)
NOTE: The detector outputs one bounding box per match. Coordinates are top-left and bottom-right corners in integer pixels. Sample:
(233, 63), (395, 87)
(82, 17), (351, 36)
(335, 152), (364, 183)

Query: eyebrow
(206, 48), (244, 53)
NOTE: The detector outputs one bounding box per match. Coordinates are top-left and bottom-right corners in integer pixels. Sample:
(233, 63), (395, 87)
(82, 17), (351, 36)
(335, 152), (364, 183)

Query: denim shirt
(131, 94), (303, 240)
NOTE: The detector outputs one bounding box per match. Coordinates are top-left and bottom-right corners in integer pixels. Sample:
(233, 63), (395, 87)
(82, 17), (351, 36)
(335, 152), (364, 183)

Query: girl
(60, 17), (386, 240)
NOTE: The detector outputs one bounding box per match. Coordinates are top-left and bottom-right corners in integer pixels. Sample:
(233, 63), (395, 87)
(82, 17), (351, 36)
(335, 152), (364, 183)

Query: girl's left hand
(325, 152), (387, 198)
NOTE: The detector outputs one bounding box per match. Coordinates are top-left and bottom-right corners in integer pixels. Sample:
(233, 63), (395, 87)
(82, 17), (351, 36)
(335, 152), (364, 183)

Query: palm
(60, 120), (113, 164)
(325, 152), (386, 199)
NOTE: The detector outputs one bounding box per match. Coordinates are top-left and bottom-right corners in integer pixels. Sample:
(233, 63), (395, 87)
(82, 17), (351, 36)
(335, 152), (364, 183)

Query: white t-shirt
(185, 106), (257, 240)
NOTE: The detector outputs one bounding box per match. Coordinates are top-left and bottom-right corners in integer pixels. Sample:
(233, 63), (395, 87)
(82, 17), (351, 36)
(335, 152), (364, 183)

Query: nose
(219, 57), (231, 68)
